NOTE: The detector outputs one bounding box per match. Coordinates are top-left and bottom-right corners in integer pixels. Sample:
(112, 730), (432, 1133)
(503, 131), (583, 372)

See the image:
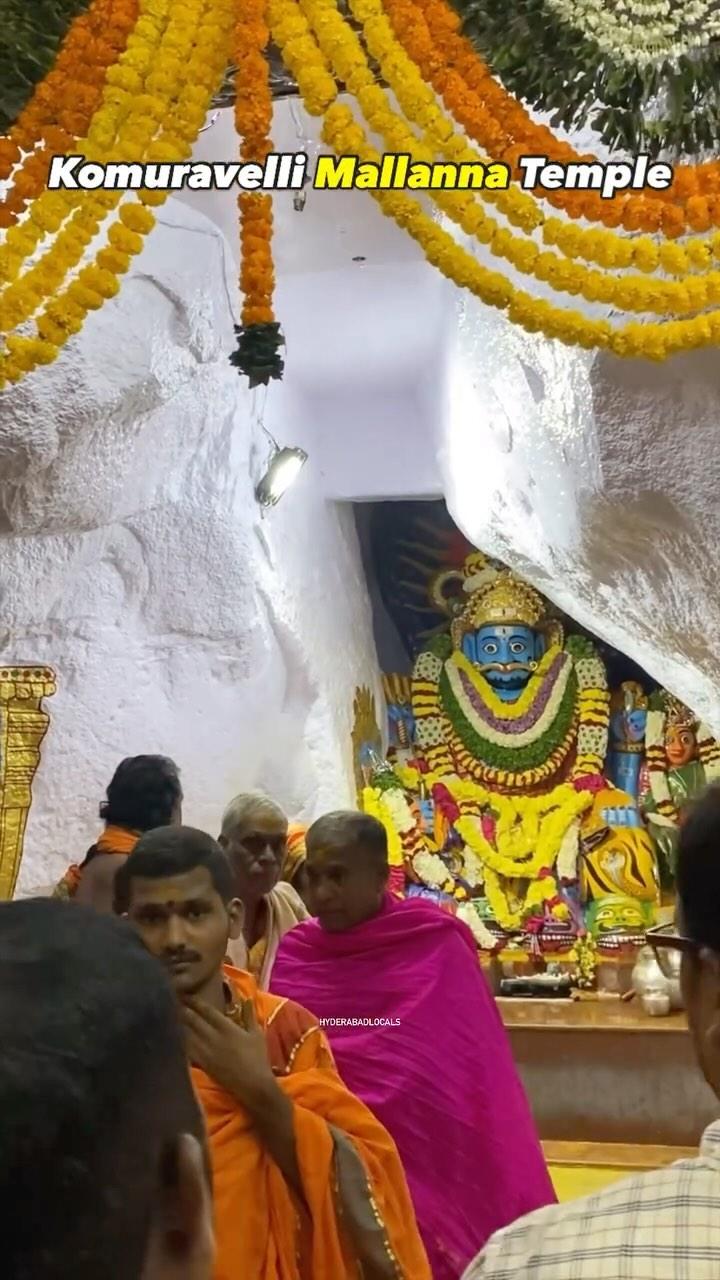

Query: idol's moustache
(476, 661), (534, 675)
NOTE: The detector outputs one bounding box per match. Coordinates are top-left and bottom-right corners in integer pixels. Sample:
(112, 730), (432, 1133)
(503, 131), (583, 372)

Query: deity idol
(370, 553), (659, 957)
(642, 692), (720, 884)
(607, 682), (648, 802)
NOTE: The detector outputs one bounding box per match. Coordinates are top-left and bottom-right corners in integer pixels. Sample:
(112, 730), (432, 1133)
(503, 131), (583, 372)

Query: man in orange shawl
(114, 825), (431, 1280)
(52, 755), (182, 910)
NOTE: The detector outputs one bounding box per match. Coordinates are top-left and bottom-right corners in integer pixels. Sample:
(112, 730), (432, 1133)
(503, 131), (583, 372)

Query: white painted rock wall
(442, 295), (720, 733)
(1, 202), (381, 894)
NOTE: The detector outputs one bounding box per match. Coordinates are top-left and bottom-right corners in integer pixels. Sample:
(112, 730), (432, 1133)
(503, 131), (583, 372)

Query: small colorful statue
(607, 682), (648, 802)
(642, 692), (720, 885)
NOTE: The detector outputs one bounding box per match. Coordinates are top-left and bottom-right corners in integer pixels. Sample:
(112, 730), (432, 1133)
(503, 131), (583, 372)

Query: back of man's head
(0, 899), (211, 1280)
(677, 782), (720, 949)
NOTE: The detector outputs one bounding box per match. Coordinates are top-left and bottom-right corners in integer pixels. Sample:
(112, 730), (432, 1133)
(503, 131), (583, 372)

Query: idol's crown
(664, 694), (696, 731)
(463, 569), (546, 629)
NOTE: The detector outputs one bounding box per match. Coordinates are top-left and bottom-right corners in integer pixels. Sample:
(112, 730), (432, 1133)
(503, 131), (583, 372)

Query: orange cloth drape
(52, 824), (139, 898)
(281, 823), (307, 884)
(192, 967), (431, 1280)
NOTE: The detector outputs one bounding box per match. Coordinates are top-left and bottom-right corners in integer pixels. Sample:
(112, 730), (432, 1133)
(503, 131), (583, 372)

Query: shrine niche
(0, 665), (56, 899)
(358, 502), (719, 995)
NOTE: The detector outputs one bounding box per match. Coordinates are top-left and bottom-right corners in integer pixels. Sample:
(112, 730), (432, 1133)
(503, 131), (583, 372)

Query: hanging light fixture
(255, 426), (307, 508)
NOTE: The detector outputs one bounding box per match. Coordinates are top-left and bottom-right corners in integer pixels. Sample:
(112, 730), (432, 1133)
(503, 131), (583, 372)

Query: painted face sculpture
(463, 623), (545, 702)
(587, 894), (652, 938)
(665, 722), (697, 769)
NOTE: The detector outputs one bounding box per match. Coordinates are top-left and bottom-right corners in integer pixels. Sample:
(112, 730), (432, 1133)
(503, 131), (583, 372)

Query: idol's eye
(510, 641), (527, 654)
(482, 641), (498, 655)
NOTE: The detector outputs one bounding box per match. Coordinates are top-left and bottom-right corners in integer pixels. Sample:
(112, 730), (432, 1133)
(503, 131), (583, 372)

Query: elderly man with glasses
(461, 781), (720, 1280)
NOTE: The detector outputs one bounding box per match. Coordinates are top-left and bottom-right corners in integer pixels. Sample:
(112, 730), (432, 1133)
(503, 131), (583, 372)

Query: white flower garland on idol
(544, 0), (720, 67)
(457, 902), (498, 951)
(556, 817), (581, 882)
(412, 848), (451, 889)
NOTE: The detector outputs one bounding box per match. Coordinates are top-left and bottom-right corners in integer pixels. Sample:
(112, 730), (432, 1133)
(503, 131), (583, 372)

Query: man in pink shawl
(270, 811), (555, 1280)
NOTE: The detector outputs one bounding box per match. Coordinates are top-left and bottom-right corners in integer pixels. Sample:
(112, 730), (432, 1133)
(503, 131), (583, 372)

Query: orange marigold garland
(0, 0), (140, 229)
(387, 0), (720, 236)
(230, 0), (284, 385)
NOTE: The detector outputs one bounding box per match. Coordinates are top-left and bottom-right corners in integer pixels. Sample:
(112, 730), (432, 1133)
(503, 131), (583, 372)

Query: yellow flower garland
(377, 0), (720, 279)
(0, 0), (176, 294)
(454, 783), (591, 930)
(269, 0), (720, 358)
(482, 865), (562, 931)
(450, 645), (562, 722)
(0, 0), (234, 385)
(300, 0), (720, 318)
(389, 767), (590, 928)
(361, 786), (405, 867)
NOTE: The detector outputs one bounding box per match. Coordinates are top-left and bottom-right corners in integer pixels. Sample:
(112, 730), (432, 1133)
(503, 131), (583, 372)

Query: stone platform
(500, 998), (719, 1147)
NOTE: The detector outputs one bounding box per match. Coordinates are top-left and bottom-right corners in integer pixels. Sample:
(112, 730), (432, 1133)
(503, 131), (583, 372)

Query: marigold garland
(272, 0), (720, 357)
(0, 0), (93, 134)
(340, 0), (720, 317)
(380, 0), (720, 276)
(361, 785), (407, 867)
(231, 0), (284, 385)
(320, 103), (720, 359)
(7, 0), (720, 383)
(0, 0), (139, 228)
(444, 778), (590, 929)
(395, 0), (720, 235)
(0, 0), (234, 385)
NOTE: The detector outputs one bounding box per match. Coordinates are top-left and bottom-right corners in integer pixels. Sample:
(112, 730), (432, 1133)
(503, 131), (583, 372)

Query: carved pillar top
(0, 666), (56, 704)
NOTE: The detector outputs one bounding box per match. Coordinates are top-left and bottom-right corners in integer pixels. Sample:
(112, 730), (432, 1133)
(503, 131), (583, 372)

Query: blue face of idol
(611, 707), (647, 746)
(462, 624), (542, 702)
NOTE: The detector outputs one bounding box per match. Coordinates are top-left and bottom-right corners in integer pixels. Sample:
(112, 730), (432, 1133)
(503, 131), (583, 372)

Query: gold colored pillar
(0, 665), (56, 900)
(351, 686), (382, 805)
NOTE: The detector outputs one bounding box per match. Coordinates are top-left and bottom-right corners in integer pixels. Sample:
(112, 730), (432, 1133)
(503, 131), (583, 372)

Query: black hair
(114, 825), (235, 913)
(81, 756), (182, 870)
(0, 899), (202, 1280)
(306, 810), (389, 871)
(676, 782), (720, 950)
(100, 754), (182, 831)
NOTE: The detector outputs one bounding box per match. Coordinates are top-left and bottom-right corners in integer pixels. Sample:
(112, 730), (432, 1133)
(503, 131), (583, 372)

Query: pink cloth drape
(271, 894), (555, 1280)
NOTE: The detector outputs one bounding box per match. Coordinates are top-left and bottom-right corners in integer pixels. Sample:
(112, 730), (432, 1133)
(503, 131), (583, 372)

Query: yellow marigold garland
(453, 781), (591, 930)
(0, 0), (234, 385)
(361, 786), (406, 867)
(269, 0), (720, 358)
(371, 0), (720, 280)
(0, 0), (140, 228)
(300, 0), (720, 319)
(231, 0), (284, 385)
(275, 0), (720, 356)
(393, 0), (720, 237)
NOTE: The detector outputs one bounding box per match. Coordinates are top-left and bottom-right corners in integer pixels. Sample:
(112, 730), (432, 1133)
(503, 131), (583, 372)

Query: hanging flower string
(8, 0), (720, 381)
(0, 0), (235, 386)
(230, 0), (284, 386)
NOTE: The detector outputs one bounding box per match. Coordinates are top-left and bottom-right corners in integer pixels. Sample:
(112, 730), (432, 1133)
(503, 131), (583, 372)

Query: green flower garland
(451, 0), (720, 157)
(0, 0), (92, 132)
(438, 661), (579, 771)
